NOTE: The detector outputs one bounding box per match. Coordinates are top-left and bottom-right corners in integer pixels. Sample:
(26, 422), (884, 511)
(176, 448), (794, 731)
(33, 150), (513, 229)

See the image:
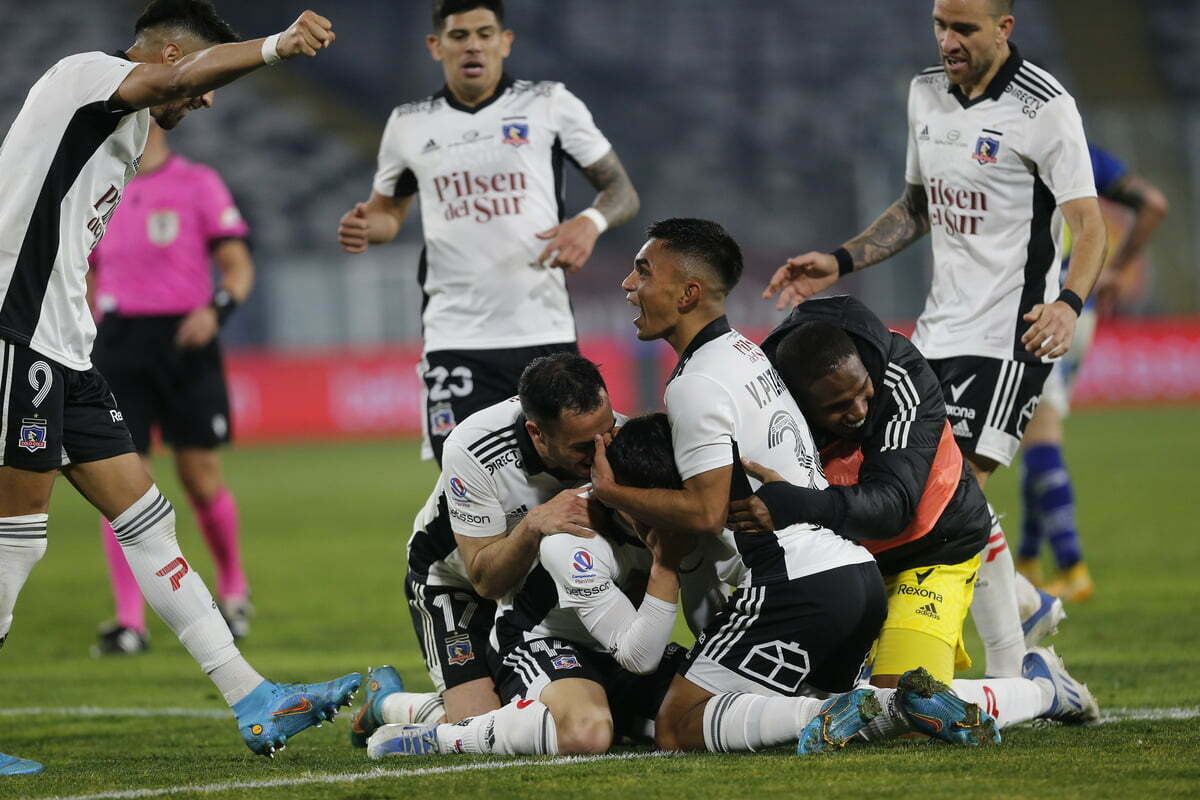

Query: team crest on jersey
(971, 135), (1001, 164)
(18, 419), (48, 452)
(502, 122), (530, 147)
(430, 402), (456, 436)
(446, 633), (475, 665)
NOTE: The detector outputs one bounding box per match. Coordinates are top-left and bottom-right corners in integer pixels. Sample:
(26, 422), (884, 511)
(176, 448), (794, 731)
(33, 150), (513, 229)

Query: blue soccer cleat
(796, 688), (881, 754)
(898, 667), (1001, 745)
(1023, 646), (1100, 725)
(349, 665), (407, 748)
(0, 752), (44, 775)
(233, 672), (362, 757)
(367, 722), (441, 759)
(1022, 588), (1067, 649)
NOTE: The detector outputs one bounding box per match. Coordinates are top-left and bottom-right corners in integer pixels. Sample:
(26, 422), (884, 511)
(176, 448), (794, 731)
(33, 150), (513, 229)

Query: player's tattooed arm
(581, 150), (640, 229)
(842, 182), (931, 270)
(535, 150), (638, 273)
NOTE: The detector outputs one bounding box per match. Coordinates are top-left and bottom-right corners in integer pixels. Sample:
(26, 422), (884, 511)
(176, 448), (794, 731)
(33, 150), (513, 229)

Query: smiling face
(932, 0), (1013, 94)
(621, 239), (691, 342)
(794, 355), (875, 442)
(427, 7), (513, 105)
(527, 391), (616, 480)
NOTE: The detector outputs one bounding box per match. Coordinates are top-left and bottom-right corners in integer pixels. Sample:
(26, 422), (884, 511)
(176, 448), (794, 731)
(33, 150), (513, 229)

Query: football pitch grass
(1, 406), (1197, 799)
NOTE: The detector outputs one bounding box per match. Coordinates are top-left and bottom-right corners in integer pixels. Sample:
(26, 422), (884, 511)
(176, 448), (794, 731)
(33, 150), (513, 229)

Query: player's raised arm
(113, 10), (335, 111)
(535, 149), (639, 274)
(765, 182), (930, 309)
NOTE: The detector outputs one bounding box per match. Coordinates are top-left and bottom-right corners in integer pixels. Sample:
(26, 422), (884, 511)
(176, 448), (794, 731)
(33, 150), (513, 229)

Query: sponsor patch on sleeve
(570, 548), (596, 585)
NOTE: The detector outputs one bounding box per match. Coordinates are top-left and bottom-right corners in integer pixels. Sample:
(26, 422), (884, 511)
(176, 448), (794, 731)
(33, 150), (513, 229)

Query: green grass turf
(1, 406), (1198, 799)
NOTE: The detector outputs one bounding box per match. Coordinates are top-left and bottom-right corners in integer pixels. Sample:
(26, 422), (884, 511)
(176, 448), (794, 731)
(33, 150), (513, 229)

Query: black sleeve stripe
(394, 168), (418, 198)
(468, 424), (518, 453)
(1016, 68), (1061, 99)
(1020, 64), (1066, 95)
(1010, 75), (1051, 103)
(474, 440), (519, 466)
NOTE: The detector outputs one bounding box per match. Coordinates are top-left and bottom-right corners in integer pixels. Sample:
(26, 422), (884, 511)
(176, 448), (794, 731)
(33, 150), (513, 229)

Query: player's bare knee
(654, 713), (681, 751)
(556, 710), (613, 755)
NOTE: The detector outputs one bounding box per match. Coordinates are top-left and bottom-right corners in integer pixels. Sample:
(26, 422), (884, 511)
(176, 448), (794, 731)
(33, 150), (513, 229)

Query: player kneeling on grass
(729, 295), (1098, 730)
(366, 415), (701, 758)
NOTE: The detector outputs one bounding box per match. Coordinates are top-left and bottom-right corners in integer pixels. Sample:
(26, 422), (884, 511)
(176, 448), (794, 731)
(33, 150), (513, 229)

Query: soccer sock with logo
(380, 691), (447, 725)
(101, 518), (147, 633)
(1023, 444), (1083, 569)
(433, 699), (557, 755)
(190, 488), (248, 601)
(856, 688), (917, 742)
(702, 692), (829, 752)
(951, 677), (1051, 729)
(970, 506), (1025, 677)
(111, 485), (262, 703)
(0, 515), (48, 642)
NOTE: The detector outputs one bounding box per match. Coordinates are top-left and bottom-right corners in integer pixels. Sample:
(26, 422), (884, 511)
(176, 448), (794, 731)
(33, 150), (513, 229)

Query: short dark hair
(433, 0), (504, 31)
(990, 0), (1014, 16)
(645, 218), (743, 295)
(607, 413), (682, 491)
(775, 322), (861, 399)
(518, 353), (607, 430)
(135, 0), (239, 44)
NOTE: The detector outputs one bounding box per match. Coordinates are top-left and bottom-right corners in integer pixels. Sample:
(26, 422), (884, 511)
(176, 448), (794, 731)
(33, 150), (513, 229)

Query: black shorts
(928, 356), (1053, 468)
(491, 637), (687, 737)
(92, 315), (232, 453)
(406, 575), (497, 694)
(420, 342), (578, 464)
(0, 338), (135, 471)
(681, 562), (886, 696)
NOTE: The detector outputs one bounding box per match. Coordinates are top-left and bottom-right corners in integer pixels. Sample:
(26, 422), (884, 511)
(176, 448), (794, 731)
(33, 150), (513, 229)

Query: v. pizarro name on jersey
(433, 166), (529, 224)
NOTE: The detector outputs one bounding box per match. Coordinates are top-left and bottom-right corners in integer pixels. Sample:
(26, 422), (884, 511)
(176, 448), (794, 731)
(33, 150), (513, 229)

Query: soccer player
(730, 295), (1097, 730)
(87, 120), (255, 655)
(591, 219), (997, 754)
(347, 353), (616, 746)
(336, 0), (639, 465)
(764, 0), (1107, 681)
(1017, 145), (1169, 600)
(0, 1), (358, 759)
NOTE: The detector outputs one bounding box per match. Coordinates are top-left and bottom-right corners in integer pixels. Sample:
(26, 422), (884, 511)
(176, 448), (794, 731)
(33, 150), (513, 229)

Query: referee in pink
(87, 121), (253, 655)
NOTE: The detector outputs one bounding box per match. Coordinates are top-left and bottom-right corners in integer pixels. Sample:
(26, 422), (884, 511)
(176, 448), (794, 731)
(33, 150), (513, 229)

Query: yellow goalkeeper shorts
(868, 554), (981, 684)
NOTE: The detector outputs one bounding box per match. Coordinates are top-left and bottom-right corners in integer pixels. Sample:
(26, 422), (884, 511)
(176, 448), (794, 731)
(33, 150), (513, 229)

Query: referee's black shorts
(92, 314), (232, 454)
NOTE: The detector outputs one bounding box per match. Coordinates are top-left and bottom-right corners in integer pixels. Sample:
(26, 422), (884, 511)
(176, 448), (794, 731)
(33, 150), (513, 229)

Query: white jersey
(665, 317), (874, 587)
(406, 396), (588, 590)
(372, 76), (612, 354)
(0, 51), (147, 370)
(905, 44), (1096, 363)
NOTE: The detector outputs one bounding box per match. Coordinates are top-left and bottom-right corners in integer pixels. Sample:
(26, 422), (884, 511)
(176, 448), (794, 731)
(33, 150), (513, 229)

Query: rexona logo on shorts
(897, 584), (945, 604)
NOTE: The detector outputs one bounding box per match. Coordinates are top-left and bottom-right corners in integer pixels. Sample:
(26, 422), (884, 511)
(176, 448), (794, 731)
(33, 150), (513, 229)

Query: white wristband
(261, 33), (282, 66)
(577, 207), (608, 234)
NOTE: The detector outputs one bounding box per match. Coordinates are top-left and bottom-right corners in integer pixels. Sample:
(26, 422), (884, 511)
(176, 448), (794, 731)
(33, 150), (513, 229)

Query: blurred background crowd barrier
(4, 0), (1197, 439)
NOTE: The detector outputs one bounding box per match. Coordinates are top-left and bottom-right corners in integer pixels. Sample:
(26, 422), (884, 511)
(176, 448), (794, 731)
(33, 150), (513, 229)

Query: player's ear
(677, 279), (703, 313)
(525, 418), (544, 448)
(161, 41), (184, 65)
(426, 33), (443, 62)
(500, 28), (513, 57)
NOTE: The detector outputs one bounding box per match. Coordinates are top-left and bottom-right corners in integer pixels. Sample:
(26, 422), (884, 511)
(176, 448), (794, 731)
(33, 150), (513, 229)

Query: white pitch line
(31, 751), (673, 800)
(1100, 706), (1200, 723)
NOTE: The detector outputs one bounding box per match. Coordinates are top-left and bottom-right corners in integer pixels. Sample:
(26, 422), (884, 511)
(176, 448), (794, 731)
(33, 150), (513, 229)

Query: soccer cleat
(218, 598), (255, 640)
(796, 689), (881, 754)
(349, 665), (406, 748)
(1043, 562), (1094, 603)
(366, 722), (441, 759)
(90, 622), (149, 657)
(1016, 556), (1043, 587)
(898, 667), (1001, 745)
(1021, 588), (1067, 649)
(233, 672), (362, 757)
(1023, 646), (1100, 725)
(0, 752), (44, 775)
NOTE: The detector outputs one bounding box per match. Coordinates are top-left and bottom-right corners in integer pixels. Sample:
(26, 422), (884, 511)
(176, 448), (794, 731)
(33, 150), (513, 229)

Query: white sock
(701, 692), (826, 752)
(434, 699), (557, 755)
(111, 487), (250, 685)
(951, 677), (1052, 729)
(381, 692), (447, 724)
(1014, 571), (1041, 619)
(210, 658), (267, 706)
(0, 514), (49, 640)
(857, 688), (916, 742)
(970, 506), (1025, 677)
